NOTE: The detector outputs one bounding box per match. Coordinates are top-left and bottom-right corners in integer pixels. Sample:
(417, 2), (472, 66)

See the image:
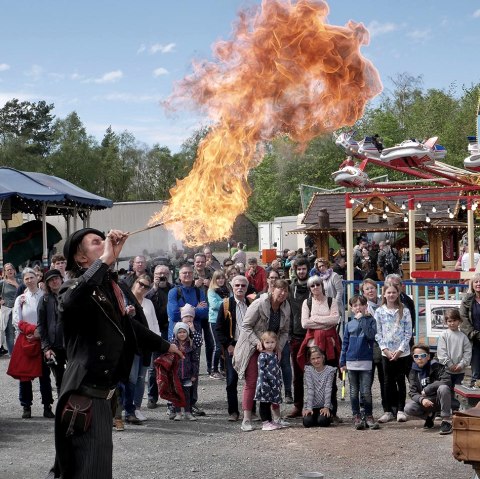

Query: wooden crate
(453, 413), (480, 462)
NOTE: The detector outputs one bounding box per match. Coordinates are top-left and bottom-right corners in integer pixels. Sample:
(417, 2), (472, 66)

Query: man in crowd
(145, 264), (172, 409)
(286, 258), (310, 418)
(231, 242), (247, 266)
(50, 254), (68, 280)
(37, 269), (66, 397)
(216, 275), (253, 421)
(122, 255), (148, 288)
(245, 257), (267, 294)
(203, 247), (222, 271)
(378, 240), (402, 278)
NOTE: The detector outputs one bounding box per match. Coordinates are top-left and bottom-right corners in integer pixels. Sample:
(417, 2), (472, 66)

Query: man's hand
(168, 343), (184, 359)
(101, 230), (128, 266)
(197, 301), (208, 309)
(256, 340), (263, 352)
(44, 349), (54, 360)
(227, 345), (235, 356)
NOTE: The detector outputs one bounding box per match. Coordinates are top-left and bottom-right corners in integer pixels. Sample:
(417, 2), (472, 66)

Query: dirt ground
(0, 354), (476, 479)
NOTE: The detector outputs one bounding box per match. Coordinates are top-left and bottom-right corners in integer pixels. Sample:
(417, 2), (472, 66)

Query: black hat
(44, 269), (62, 283)
(64, 228), (106, 271)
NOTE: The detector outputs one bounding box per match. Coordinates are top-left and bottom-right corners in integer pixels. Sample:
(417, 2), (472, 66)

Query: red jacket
(297, 327), (342, 371)
(7, 321), (43, 381)
(246, 266), (267, 293)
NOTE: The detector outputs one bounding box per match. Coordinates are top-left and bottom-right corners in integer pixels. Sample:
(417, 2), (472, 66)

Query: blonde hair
(208, 270), (226, 291)
(260, 331), (278, 350)
(469, 273), (480, 294)
(381, 281), (404, 323)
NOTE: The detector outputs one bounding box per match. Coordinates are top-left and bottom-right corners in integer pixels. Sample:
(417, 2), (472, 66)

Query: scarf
(318, 268), (333, 281)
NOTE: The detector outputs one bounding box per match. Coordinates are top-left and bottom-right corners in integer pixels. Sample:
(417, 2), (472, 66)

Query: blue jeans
(124, 354), (147, 415)
(5, 312), (15, 355)
(280, 341), (292, 395)
(472, 341), (480, 381)
(348, 369), (373, 416)
(225, 350), (239, 415)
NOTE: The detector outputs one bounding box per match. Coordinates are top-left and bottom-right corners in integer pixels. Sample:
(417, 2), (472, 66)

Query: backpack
(383, 249), (399, 275)
(306, 296), (332, 312)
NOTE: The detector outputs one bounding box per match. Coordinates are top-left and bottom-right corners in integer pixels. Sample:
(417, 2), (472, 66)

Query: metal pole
(0, 200), (3, 271)
(408, 197), (416, 279)
(42, 203), (48, 270)
(345, 194), (354, 305)
(467, 198), (475, 271)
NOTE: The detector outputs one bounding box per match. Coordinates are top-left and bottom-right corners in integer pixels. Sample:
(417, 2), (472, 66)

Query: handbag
(61, 393), (93, 436)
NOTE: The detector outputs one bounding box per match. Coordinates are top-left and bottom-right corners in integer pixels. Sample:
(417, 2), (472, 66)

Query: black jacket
(145, 283), (172, 332)
(408, 360), (451, 404)
(289, 279), (309, 340)
(216, 296), (252, 348)
(37, 292), (64, 351)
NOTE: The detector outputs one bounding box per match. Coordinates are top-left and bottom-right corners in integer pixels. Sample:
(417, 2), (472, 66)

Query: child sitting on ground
(171, 304), (202, 421)
(254, 331), (284, 431)
(436, 308), (472, 388)
(340, 295), (378, 430)
(404, 344), (453, 435)
(302, 346), (336, 428)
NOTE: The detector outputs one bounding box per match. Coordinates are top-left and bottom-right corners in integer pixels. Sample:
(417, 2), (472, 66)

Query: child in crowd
(404, 344), (453, 435)
(171, 305), (202, 421)
(437, 308), (472, 387)
(254, 331), (284, 431)
(374, 281), (412, 423)
(360, 279), (388, 416)
(340, 295), (378, 430)
(302, 346), (336, 428)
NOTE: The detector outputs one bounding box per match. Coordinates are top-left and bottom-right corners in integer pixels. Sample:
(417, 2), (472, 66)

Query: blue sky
(1, 0), (479, 152)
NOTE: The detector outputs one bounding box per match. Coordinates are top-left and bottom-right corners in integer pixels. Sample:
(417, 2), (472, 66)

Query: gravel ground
(0, 354), (475, 479)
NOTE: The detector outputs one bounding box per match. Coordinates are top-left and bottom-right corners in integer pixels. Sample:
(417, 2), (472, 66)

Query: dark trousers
(19, 359), (53, 407)
(290, 338), (305, 410)
(48, 349), (67, 395)
(5, 312), (15, 355)
(303, 408), (332, 428)
(211, 323), (223, 373)
(175, 384), (193, 413)
(325, 358), (338, 416)
(147, 351), (162, 403)
(371, 358), (388, 412)
(472, 341), (480, 381)
(280, 341), (292, 395)
(200, 317), (214, 373)
(225, 351), (239, 415)
(382, 355), (410, 413)
(68, 397), (114, 479)
(259, 401), (272, 422)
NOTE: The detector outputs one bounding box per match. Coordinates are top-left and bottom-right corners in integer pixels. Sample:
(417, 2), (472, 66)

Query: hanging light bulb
(382, 212), (387, 219)
(425, 213), (431, 223)
(350, 198), (355, 204)
(416, 201), (422, 209)
(461, 204), (466, 210)
(385, 205), (390, 213)
(368, 203), (373, 211)
(403, 214), (408, 223)
(401, 201), (406, 210)
(473, 202), (478, 211)
(431, 205), (437, 213)
(362, 206), (368, 213)
(447, 205), (451, 214)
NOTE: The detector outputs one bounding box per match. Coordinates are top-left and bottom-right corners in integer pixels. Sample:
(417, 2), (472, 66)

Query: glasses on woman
(137, 281), (150, 289)
(310, 283), (322, 288)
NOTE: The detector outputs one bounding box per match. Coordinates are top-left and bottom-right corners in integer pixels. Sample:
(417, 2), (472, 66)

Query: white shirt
(142, 297), (160, 336)
(13, 288), (44, 331)
(234, 296), (248, 341)
(461, 253), (480, 272)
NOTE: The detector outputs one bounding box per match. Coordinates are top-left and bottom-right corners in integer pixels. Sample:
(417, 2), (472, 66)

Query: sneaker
(43, 406), (55, 419)
(174, 413), (184, 421)
(439, 420), (453, 435)
(250, 413), (262, 422)
(185, 412), (197, 421)
(191, 405), (206, 417)
(113, 418), (125, 431)
(134, 409), (147, 422)
(125, 414), (143, 425)
(262, 421), (282, 431)
(423, 415), (435, 429)
(22, 406), (32, 419)
(168, 410), (177, 420)
(396, 411), (407, 422)
(284, 393), (294, 404)
(147, 400), (158, 409)
(366, 416), (380, 429)
(228, 413), (240, 422)
(353, 415), (365, 430)
(377, 412), (395, 423)
(273, 417), (290, 428)
(210, 372), (223, 380)
(286, 407), (303, 418)
(241, 420), (254, 432)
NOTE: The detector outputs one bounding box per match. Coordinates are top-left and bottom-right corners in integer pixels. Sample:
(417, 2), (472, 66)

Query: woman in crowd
(9, 268), (54, 419)
(207, 270), (230, 379)
(299, 275), (341, 422)
(233, 279), (291, 432)
(460, 273), (480, 387)
(0, 263), (19, 355)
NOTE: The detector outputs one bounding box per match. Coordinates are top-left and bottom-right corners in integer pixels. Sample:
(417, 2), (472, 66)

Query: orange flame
(151, 0), (382, 245)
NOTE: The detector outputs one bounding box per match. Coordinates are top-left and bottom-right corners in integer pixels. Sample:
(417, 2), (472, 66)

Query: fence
(343, 279), (469, 348)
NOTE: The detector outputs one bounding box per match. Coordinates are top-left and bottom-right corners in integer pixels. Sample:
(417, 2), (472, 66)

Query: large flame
(151, 0), (382, 245)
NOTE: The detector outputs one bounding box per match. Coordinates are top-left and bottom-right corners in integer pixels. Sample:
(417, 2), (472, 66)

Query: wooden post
(346, 195), (354, 281)
(408, 197), (416, 280)
(467, 198), (475, 271)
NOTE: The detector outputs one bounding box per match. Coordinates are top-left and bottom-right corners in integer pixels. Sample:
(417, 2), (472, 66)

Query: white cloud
(367, 20), (398, 38)
(150, 43), (176, 54)
(91, 70), (123, 84)
(25, 64), (43, 81)
(70, 72), (85, 81)
(95, 92), (162, 103)
(49, 72), (65, 82)
(0, 63), (10, 72)
(137, 44), (146, 54)
(153, 67), (169, 78)
(0, 91), (39, 105)
(473, 9), (480, 18)
(407, 29), (431, 41)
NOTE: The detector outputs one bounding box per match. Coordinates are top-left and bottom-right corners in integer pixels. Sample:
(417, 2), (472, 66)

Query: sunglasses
(137, 281), (150, 289)
(413, 353), (428, 359)
(234, 284), (247, 288)
(310, 283), (322, 288)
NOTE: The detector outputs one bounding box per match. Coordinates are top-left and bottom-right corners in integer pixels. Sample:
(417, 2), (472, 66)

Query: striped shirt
(303, 364), (336, 410)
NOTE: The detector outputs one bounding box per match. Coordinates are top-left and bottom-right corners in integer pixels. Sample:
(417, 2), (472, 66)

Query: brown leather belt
(78, 385), (116, 400)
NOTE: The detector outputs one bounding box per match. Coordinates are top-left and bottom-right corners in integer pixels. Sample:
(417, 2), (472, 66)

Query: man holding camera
(145, 265), (172, 408)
